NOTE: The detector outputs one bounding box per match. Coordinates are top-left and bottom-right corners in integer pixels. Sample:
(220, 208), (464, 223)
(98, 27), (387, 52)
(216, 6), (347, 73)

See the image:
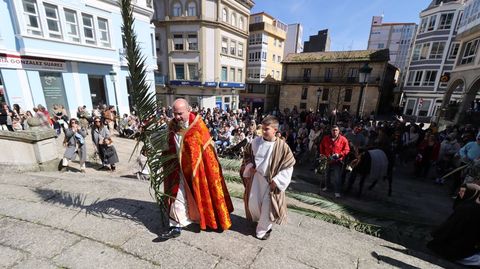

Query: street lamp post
(109, 70), (120, 114)
(356, 63), (372, 119)
(316, 88), (322, 114)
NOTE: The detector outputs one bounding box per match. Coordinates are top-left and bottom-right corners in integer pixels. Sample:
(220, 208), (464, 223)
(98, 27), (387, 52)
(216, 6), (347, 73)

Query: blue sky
(251, 0), (432, 51)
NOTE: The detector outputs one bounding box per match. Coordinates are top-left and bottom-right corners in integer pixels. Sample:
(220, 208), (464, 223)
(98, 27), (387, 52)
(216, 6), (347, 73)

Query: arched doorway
(439, 78), (465, 122)
(456, 76), (480, 124)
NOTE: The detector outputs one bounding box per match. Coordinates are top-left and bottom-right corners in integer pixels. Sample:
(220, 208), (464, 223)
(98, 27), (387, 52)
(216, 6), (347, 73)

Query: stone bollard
(0, 120), (59, 172)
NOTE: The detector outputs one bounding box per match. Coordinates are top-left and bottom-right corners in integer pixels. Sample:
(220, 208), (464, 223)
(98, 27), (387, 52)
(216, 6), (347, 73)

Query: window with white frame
(231, 13), (237, 27)
(239, 17), (244, 30)
(272, 54), (275, 62)
(260, 68), (266, 78)
(82, 14), (95, 44)
(187, 34), (197, 50)
(248, 34), (254, 45)
(277, 55), (281, 62)
(262, 34), (268, 45)
(173, 34), (183, 50)
(237, 69), (242, 82)
(418, 99), (432, 116)
(188, 64), (198, 80)
(238, 43), (243, 57)
(412, 44), (421, 60)
(279, 40), (283, 48)
(406, 71), (415, 86)
(419, 17), (427, 33)
(448, 43), (460, 59)
(420, 43), (430, 59)
(414, 71), (423, 86)
(97, 18), (110, 47)
(230, 40), (236, 56)
(172, 2), (182, 16)
(405, 99), (416, 115)
(455, 12), (463, 31)
(44, 3), (62, 39)
(221, 66), (227, 81)
(261, 51), (266, 61)
(423, 70), (437, 86)
(276, 71), (280, 79)
(430, 42), (445, 59)
(427, 15), (436, 31)
(221, 37), (228, 54)
(222, 8), (227, 22)
(187, 2), (196, 16)
(23, 0), (41, 35)
(64, 9), (79, 42)
(174, 64), (185, 79)
(229, 68), (235, 82)
(438, 13), (454, 30)
(273, 39), (277, 46)
(460, 38), (479, 65)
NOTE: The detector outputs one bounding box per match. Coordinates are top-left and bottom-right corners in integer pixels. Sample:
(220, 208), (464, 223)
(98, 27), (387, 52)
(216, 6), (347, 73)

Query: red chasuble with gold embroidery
(164, 112), (233, 230)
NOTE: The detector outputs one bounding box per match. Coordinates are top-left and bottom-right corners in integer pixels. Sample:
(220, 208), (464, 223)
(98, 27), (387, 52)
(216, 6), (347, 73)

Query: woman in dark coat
(101, 137), (119, 171)
(428, 183), (480, 266)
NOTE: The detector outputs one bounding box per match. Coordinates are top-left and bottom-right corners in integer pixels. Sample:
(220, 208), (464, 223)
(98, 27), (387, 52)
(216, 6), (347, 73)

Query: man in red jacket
(319, 125), (350, 198)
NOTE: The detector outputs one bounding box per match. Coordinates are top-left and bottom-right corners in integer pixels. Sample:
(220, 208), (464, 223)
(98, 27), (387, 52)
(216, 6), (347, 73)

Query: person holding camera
(61, 118), (87, 172)
(319, 125), (350, 198)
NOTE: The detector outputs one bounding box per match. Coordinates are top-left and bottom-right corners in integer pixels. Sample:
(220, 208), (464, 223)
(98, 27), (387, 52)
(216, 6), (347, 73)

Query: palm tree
(119, 0), (176, 220)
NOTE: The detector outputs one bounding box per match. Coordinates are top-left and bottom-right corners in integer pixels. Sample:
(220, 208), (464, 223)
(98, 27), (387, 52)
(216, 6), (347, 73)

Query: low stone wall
(0, 128), (59, 172)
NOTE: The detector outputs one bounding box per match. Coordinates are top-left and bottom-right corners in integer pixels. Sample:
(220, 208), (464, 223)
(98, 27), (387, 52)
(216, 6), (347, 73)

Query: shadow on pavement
(381, 245), (466, 269)
(34, 188), (168, 237)
(371, 251), (421, 269)
(33, 188), (255, 240)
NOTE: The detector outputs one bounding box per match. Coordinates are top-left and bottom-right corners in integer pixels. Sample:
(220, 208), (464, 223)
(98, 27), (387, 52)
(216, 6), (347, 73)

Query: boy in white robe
(241, 116), (295, 240)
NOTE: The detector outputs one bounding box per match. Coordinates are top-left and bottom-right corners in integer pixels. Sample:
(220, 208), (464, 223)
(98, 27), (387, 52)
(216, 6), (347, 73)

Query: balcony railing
(284, 76), (379, 84)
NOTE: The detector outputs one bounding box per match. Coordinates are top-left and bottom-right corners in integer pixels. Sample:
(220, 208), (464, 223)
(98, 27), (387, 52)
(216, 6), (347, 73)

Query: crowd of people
(0, 102), (122, 173)
(2, 99), (480, 264)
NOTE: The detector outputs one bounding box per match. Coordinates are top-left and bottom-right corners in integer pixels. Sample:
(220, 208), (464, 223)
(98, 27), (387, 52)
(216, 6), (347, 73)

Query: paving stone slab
(0, 199), (63, 224)
(11, 257), (58, 269)
(212, 258), (244, 269)
(0, 244), (27, 268)
(121, 231), (218, 269)
(178, 229), (261, 267)
(0, 184), (49, 202)
(53, 239), (160, 269)
(249, 248), (315, 269)
(41, 207), (140, 246)
(0, 217), (80, 259)
(0, 174), (56, 188)
(40, 178), (125, 205)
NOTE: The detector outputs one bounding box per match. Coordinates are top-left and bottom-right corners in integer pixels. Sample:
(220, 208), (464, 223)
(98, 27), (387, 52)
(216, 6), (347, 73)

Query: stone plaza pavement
(0, 135), (461, 269)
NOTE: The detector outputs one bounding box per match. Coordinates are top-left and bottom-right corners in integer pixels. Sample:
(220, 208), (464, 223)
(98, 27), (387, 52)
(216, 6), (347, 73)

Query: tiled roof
(283, 49), (390, 63)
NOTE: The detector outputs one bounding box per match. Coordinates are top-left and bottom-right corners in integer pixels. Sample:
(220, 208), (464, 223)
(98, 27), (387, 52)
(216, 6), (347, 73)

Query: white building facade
(439, 0), (480, 124)
(402, 0), (465, 121)
(0, 0), (157, 117)
(153, 0), (253, 110)
(367, 15), (417, 79)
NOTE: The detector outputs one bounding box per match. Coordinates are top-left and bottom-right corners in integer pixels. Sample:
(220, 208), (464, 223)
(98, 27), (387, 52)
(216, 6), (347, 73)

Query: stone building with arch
(438, 0), (480, 126)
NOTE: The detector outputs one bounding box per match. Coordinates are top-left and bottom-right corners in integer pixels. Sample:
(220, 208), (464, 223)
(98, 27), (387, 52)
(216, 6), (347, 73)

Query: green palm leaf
(119, 0), (176, 218)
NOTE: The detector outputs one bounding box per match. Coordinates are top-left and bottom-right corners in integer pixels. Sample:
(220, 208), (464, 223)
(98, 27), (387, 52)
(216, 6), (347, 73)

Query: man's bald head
(172, 98), (191, 124)
(172, 98), (189, 110)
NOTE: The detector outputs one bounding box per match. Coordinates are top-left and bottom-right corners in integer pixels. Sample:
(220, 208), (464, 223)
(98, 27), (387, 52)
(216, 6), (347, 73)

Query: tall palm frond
(119, 0), (176, 216)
